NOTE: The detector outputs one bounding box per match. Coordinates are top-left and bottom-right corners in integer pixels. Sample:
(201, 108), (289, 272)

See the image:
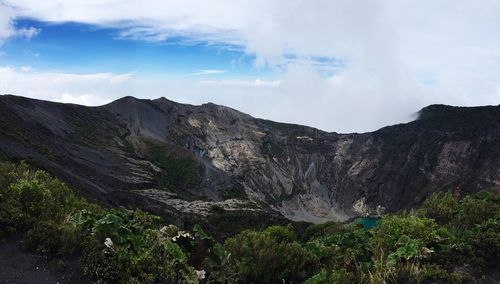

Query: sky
(0, 1), (499, 133)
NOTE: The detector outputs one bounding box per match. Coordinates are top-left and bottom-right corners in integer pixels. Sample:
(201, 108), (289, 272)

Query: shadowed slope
(1, 94), (499, 223)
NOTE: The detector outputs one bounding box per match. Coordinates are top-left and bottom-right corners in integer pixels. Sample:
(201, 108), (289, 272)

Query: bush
(0, 163), (92, 239)
(0, 162), (201, 283)
(82, 238), (128, 283)
(303, 221), (347, 241)
(370, 215), (443, 255)
(263, 224), (297, 243)
(463, 215), (500, 267)
(420, 192), (460, 225)
(420, 191), (499, 229)
(225, 227), (319, 283)
(1, 161), (499, 283)
(81, 219), (199, 283)
(420, 191), (500, 268)
(23, 221), (83, 255)
(368, 214), (454, 283)
(305, 269), (355, 284)
(456, 195), (498, 229)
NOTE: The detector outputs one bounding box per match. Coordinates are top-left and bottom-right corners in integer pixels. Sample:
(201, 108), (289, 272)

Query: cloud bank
(0, 3), (40, 43)
(1, 0), (499, 132)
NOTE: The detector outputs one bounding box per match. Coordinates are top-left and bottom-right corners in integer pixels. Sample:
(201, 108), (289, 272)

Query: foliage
(81, 229), (199, 283)
(370, 215), (442, 255)
(144, 142), (201, 190)
(219, 184), (247, 200)
(304, 269), (355, 284)
(0, 161), (93, 241)
(302, 221), (347, 241)
(225, 226), (320, 283)
(1, 161), (499, 283)
(23, 221), (83, 255)
(420, 191), (500, 268)
(368, 214), (454, 283)
(0, 162), (202, 283)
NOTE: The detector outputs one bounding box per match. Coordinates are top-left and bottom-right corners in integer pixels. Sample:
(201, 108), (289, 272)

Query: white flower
(104, 237), (114, 249)
(422, 247), (434, 255)
(195, 270), (206, 280)
(171, 231), (193, 241)
(160, 226), (168, 234)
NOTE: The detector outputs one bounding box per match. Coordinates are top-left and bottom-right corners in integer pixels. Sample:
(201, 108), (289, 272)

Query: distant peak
(113, 96), (140, 102)
(417, 104), (499, 120)
(417, 104), (455, 119)
(201, 102), (218, 107)
(103, 96), (147, 107)
(152, 97), (177, 104)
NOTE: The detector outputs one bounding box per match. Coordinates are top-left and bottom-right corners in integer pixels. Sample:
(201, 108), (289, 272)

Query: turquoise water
(353, 217), (380, 229)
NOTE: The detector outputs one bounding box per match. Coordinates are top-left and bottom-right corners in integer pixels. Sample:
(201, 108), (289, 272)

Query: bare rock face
(1, 95), (499, 223)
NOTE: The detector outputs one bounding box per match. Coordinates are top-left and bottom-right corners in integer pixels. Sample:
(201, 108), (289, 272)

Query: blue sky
(0, 1), (499, 133)
(1, 19), (273, 79)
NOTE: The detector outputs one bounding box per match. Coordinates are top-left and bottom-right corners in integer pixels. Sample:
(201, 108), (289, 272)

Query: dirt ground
(0, 236), (88, 284)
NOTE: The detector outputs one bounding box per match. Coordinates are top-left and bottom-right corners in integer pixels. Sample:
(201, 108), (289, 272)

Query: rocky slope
(0, 95), (499, 223)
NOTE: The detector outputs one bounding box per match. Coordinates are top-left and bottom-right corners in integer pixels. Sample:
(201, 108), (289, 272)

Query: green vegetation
(0, 162), (219, 283)
(144, 142), (201, 191)
(1, 161), (499, 283)
(225, 225), (319, 283)
(69, 110), (126, 150)
(219, 184), (248, 200)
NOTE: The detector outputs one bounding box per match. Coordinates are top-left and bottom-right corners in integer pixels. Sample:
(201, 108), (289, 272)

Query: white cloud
(15, 26), (40, 39)
(1, 1), (500, 132)
(2, 63), (500, 133)
(58, 93), (111, 106)
(0, 3), (40, 44)
(0, 66), (133, 106)
(0, 3), (15, 44)
(187, 69), (227, 76)
(109, 73), (134, 85)
(116, 26), (170, 42)
(199, 79), (280, 87)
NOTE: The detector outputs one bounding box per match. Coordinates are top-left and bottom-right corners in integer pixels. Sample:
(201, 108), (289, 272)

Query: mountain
(1, 95), (499, 224)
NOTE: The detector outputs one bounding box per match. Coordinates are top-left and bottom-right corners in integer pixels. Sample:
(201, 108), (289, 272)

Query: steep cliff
(1, 95), (499, 223)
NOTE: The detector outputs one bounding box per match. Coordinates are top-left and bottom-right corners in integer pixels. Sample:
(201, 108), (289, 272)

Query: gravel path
(0, 236), (88, 284)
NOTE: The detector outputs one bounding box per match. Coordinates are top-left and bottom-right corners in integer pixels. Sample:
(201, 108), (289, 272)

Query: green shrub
(456, 195), (498, 229)
(225, 228), (319, 283)
(420, 192), (460, 225)
(1, 161), (499, 284)
(191, 225), (239, 283)
(81, 220), (199, 283)
(23, 221), (83, 255)
(305, 227), (372, 278)
(463, 215), (500, 267)
(420, 191), (499, 229)
(419, 191), (500, 269)
(82, 238), (128, 283)
(369, 214), (450, 282)
(305, 269), (355, 284)
(303, 221), (347, 241)
(263, 224), (297, 243)
(144, 142), (201, 190)
(370, 215), (442, 255)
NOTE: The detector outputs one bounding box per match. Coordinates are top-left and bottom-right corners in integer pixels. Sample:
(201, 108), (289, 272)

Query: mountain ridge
(1, 94), (499, 224)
